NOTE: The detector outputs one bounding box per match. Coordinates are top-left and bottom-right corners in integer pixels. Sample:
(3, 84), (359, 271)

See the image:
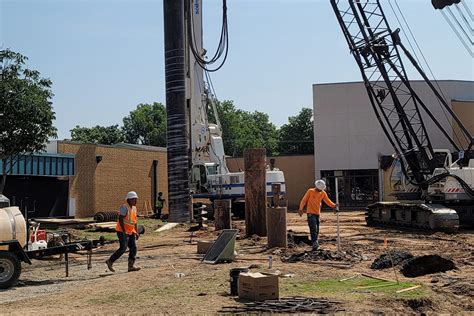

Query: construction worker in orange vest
(298, 180), (338, 250)
(106, 191), (141, 272)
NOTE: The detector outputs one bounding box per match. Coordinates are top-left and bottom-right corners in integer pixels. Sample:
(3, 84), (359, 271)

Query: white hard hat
(126, 191), (139, 200)
(315, 180), (326, 191)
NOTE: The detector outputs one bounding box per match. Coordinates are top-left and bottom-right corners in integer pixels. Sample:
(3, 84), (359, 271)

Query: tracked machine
(331, 0), (474, 232)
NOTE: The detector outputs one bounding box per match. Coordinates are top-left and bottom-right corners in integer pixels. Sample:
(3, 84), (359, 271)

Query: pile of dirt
(281, 249), (363, 263)
(370, 251), (413, 269)
(401, 255), (456, 277)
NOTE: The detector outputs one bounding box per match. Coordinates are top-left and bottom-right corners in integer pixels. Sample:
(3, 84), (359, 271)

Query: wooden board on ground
(87, 222), (117, 232)
(396, 285), (421, 293)
(33, 218), (96, 225)
(32, 218), (96, 229)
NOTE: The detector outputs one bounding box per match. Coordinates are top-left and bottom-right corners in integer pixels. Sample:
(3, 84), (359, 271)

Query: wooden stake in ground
(266, 206), (288, 248)
(214, 199), (232, 230)
(384, 237), (399, 284)
(244, 148), (267, 237)
(335, 178), (341, 252)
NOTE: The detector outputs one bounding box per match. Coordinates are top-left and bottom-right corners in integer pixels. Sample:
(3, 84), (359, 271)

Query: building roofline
(58, 140), (167, 152)
(35, 152), (76, 158)
(452, 99), (474, 103)
(313, 79), (474, 87)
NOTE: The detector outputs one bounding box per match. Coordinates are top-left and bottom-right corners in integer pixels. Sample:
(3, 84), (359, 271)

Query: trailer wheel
(0, 251), (21, 289)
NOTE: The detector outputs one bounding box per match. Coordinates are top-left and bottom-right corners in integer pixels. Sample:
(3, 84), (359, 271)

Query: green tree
(209, 100), (240, 155)
(210, 100), (278, 156)
(70, 125), (124, 145)
(233, 110), (278, 156)
(0, 49), (57, 193)
(122, 103), (167, 146)
(278, 107), (314, 155)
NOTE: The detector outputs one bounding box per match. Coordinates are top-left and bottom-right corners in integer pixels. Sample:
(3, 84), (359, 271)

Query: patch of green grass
(282, 276), (428, 300)
(137, 218), (165, 227)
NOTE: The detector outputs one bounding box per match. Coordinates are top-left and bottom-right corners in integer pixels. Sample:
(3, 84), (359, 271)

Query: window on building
(321, 169), (379, 208)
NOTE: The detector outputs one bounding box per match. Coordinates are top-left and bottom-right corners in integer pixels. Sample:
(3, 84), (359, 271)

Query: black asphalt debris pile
(287, 231), (312, 248)
(281, 249), (363, 263)
(219, 296), (343, 314)
(371, 251), (413, 269)
(401, 255), (456, 277)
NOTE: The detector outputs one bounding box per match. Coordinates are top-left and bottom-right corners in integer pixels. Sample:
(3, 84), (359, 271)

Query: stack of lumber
(87, 222), (117, 232)
(32, 218), (96, 229)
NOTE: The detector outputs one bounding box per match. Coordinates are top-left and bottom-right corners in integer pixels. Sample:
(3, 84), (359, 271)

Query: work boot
(106, 259), (115, 272)
(128, 259), (141, 272)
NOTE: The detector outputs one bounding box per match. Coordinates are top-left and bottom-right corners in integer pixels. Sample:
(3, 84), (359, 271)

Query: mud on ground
(0, 211), (473, 314)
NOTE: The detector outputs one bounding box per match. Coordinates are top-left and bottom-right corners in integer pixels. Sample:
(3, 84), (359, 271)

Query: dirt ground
(1, 211), (473, 314)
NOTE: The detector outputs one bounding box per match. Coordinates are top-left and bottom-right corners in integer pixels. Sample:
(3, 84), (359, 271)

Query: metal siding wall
(0, 154), (75, 177)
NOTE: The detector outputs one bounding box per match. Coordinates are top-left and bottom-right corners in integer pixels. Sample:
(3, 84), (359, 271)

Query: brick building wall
(226, 155), (315, 209)
(58, 142), (168, 218)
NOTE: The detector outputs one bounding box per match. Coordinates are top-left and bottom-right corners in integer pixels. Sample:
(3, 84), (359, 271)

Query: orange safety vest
(116, 204), (137, 235)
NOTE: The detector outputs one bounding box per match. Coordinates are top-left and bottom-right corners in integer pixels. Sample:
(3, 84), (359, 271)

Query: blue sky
(1, 0), (473, 139)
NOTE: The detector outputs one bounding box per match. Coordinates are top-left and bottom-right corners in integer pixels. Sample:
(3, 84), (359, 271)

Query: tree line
(0, 48), (314, 195)
(70, 101), (314, 157)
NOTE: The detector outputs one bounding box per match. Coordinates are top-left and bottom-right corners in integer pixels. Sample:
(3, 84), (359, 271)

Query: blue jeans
(307, 214), (320, 248)
(109, 232), (137, 262)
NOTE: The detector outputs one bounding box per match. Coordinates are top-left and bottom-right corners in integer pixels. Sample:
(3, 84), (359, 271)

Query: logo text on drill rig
(194, 1), (199, 15)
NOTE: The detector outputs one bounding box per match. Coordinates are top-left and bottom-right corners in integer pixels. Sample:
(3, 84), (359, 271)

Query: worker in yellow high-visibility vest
(154, 191), (166, 220)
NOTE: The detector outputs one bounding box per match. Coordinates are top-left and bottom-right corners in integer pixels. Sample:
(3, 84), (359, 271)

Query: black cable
(394, 0), (468, 147)
(188, 0), (229, 72)
(424, 172), (474, 198)
(389, 0), (423, 68)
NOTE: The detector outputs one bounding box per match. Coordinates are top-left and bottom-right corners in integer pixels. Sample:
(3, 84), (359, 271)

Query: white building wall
(313, 80), (474, 178)
(45, 140), (58, 154)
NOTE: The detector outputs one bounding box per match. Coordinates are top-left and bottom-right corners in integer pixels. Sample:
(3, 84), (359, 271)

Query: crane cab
(191, 162), (219, 194)
(389, 150), (453, 200)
